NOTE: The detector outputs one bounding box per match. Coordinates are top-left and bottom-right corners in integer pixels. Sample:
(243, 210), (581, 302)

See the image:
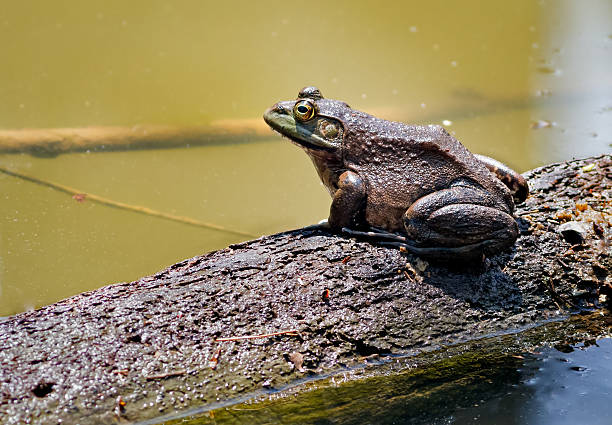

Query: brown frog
(263, 87), (528, 259)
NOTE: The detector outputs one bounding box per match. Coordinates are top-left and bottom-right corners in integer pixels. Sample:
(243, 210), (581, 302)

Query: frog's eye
(293, 100), (316, 122)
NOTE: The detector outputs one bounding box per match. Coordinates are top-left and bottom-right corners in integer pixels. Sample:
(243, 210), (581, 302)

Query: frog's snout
(266, 103), (287, 115)
(263, 102), (290, 127)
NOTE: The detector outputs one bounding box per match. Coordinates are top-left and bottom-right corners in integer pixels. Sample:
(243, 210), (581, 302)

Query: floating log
(0, 155), (610, 425)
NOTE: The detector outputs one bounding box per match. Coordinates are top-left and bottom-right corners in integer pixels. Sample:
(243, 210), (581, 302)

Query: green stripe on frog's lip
(263, 109), (338, 151)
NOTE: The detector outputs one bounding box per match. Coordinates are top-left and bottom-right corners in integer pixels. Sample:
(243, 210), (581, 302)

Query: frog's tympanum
(264, 87), (529, 260)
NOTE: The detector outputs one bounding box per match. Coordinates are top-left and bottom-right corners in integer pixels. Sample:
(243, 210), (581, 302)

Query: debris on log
(0, 155), (610, 425)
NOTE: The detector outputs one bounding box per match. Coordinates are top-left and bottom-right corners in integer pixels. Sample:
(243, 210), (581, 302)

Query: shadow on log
(0, 155), (610, 425)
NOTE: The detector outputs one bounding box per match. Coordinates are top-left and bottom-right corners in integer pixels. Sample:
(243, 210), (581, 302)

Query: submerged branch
(0, 121), (272, 157)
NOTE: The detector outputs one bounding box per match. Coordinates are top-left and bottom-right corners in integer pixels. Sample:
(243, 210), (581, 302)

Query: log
(0, 155), (610, 425)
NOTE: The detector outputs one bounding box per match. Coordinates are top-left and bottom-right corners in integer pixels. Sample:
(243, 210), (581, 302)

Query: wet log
(0, 121), (271, 157)
(0, 155), (610, 425)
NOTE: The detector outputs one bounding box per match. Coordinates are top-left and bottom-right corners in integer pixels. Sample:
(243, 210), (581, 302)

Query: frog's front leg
(403, 185), (518, 256)
(328, 170), (367, 230)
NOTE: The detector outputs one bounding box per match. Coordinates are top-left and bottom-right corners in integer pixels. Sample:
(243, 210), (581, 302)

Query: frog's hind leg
(402, 186), (519, 259)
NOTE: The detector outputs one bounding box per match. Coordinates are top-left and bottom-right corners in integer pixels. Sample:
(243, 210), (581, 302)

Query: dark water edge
(449, 338), (612, 425)
(154, 311), (611, 425)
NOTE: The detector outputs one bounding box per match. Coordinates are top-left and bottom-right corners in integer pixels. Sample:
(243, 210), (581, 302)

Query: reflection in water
(451, 339), (612, 425)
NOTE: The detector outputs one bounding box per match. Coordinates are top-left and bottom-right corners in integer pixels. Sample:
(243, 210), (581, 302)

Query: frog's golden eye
(293, 100), (316, 122)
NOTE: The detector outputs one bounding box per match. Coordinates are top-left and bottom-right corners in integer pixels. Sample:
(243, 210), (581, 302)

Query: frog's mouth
(263, 104), (340, 152)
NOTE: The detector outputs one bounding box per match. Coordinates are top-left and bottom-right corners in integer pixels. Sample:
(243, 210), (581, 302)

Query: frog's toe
(340, 226), (503, 261)
(341, 227), (408, 243)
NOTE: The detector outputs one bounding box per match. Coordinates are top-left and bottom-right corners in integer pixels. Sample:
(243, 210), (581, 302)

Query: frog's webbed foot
(341, 227), (491, 260)
(341, 226), (408, 243)
(377, 239), (495, 261)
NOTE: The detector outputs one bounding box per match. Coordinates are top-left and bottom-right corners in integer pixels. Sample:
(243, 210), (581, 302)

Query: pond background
(1, 0), (611, 316)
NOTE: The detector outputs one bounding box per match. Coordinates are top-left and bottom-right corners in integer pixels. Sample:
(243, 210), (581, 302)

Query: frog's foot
(341, 227), (492, 260)
(377, 239), (495, 260)
(341, 226), (408, 243)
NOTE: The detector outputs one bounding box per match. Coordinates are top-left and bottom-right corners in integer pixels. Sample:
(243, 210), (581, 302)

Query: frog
(263, 87), (529, 260)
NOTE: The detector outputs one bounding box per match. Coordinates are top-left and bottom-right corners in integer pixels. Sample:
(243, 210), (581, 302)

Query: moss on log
(0, 155), (610, 425)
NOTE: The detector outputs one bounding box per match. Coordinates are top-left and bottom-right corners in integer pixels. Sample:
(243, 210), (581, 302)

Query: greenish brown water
(1, 0), (611, 316)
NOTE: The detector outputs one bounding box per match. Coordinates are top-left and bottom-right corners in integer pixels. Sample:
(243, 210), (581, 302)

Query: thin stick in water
(0, 166), (256, 238)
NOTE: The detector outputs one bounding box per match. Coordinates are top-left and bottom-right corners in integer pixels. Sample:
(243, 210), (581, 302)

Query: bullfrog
(263, 87), (528, 259)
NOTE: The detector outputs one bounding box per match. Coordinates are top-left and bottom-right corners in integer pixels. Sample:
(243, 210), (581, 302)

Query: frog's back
(341, 115), (513, 231)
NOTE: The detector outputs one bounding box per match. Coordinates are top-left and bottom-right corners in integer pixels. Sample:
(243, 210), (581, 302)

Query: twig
(144, 369), (186, 380)
(0, 166), (256, 238)
(209, 347), (222, 369)
(546, 277), (573, 309)
(215, 329), (300, 342)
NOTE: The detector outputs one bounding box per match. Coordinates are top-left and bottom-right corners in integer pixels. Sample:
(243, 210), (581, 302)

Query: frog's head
(263, 87), (349, 154)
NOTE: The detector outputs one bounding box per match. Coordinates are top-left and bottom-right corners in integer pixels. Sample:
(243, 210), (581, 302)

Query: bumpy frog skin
(264, 87), (529, 259)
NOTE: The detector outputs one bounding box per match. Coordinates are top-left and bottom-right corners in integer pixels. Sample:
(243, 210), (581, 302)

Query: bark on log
(0, 155), (610, 425)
